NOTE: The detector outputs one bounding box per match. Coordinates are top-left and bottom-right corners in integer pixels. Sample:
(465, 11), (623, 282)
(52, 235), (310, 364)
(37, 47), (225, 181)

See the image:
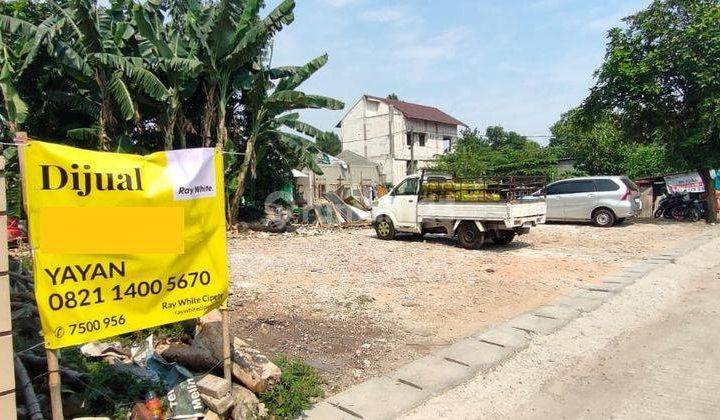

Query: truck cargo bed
(417, 200), (546, 222)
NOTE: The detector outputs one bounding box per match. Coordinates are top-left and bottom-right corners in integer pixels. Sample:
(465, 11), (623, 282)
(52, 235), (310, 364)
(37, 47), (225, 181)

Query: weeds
(259, 356), (324, 419)
(61, 348), (166, 419)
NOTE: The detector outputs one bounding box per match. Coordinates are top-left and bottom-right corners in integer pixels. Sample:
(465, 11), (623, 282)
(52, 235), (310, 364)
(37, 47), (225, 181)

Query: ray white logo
(41, 164), (143, 197)
(165, 148), (217, 201)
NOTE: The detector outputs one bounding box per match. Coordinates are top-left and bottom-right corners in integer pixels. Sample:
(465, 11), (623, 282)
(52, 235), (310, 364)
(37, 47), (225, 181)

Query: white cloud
(361, 5), (417, 25)
(325, 0), (359, 7)
(399, 27), (472, 61)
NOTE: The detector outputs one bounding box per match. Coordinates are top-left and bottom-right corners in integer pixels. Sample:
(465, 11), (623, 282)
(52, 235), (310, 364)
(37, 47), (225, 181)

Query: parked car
(531, 176), (641, 227)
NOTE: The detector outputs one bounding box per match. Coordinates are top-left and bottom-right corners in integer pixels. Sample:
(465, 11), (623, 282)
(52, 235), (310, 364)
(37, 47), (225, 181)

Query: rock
(230, 385), (260, 420)
(231, 337), (282, 393)
(257, 402), (268, 418)
(200, 392), (234, 415)
(203, 410), (222, 420)
(198, 374), (230, 399)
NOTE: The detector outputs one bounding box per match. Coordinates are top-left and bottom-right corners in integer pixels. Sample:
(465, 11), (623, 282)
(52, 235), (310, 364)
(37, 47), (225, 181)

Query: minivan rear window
(620, 176), (639, 191)
(595, 179), (620, 192)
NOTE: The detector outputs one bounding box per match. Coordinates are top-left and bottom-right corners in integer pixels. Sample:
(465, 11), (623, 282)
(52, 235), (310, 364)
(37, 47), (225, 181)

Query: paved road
(403, 234), (720, 419)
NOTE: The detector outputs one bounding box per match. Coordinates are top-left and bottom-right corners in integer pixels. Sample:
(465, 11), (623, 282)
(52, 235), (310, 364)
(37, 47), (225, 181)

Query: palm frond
(276, 53), (328, 91)
(46, 91), (99, 118)
(267, 90), (344, 111)
(282, 118), (325, 139)
(0, 15), (37, 36)
(66, 127), (99, 142)
(91, 53), (168, 99)
(106, 71), (134, 120)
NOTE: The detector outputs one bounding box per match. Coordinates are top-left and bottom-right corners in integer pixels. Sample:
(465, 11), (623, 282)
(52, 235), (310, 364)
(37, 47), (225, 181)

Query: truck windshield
(395, 178), (419, 195)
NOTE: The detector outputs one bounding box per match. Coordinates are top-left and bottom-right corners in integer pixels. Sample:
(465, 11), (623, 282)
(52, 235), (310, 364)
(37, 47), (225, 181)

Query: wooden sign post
(14, 133), (64, 420)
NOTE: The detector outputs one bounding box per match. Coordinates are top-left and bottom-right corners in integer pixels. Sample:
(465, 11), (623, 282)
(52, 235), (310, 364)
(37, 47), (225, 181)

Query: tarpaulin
(22, 140), (228, 349)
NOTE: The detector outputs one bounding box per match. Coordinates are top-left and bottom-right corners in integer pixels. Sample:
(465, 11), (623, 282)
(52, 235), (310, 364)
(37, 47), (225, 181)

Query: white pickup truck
(371, 171), (547, 249)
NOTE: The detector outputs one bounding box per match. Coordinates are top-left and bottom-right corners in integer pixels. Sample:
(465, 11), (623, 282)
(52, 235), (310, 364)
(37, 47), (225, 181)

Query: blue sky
(266, 0), (651, 144)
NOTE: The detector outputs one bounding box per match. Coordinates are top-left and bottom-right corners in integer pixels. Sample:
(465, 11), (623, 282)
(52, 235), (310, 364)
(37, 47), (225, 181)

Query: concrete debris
(231, 337), (282, 393)
(230, 384), (260, 420)
(197, 374), (230, 399)
(200, 391), (234, 415)
(203, 410), (222, 420)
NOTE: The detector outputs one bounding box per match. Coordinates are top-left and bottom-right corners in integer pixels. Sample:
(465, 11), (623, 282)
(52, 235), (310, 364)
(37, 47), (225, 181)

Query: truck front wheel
(457, 222), (485, 249)
(375, 217), (396, 240)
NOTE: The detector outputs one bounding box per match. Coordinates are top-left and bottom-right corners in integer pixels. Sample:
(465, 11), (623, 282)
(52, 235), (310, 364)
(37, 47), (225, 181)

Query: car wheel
(592, 208), (616, 227)
(493, 231), (516, 246)
(375, 217), (396, 240)
(457, 221), (485, 249)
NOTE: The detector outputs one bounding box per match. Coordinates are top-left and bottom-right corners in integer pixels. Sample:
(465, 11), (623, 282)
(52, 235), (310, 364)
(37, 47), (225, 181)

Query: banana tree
(132, 0), (202, 149)
(0, 32), (28, 135)
(0, 14), (45, 135)
(228, 53), (344, 225)
(40, 0), (168, 150)
(182, 0), (296, 148)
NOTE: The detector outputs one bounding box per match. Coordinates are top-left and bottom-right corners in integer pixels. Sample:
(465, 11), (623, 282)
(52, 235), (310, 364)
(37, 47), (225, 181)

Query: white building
(336, 95), (467, 185)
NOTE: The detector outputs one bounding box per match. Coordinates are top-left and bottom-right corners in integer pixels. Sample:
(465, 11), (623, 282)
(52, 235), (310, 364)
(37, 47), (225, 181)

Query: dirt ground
(226, 220), (708, 394)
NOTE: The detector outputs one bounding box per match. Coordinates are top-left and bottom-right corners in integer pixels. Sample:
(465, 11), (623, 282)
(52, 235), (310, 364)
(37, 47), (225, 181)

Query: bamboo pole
(45, 350), (62, 420)
(221, 309), (232, 387)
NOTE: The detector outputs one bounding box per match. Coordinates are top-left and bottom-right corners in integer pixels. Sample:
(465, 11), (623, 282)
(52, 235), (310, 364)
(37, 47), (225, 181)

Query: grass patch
(259, 356), (324, 419)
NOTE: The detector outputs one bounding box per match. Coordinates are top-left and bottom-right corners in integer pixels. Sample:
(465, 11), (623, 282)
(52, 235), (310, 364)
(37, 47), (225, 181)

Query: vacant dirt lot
(226, 220), (708, 394)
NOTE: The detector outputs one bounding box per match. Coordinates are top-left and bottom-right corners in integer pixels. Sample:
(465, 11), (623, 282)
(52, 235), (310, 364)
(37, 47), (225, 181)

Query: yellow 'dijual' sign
(22, 140), (229, 349)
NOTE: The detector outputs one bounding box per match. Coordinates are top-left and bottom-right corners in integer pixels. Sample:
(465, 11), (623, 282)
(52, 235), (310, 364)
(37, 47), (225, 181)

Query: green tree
(583, 0), (720, 221)
(387, 92), (398, 100)
(228, 53), (343, 224)
(315, 131), (341, 155)
(435, 127), (558, 179)
(550, 108), (679, 179)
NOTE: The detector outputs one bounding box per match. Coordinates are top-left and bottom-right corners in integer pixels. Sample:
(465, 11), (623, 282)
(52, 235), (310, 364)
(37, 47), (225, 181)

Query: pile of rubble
(82, 310), (280, 419)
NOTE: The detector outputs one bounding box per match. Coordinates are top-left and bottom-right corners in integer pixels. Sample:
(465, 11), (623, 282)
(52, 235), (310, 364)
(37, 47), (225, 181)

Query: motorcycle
(655, 193), (706, 222)
(654, 194), (686, 219)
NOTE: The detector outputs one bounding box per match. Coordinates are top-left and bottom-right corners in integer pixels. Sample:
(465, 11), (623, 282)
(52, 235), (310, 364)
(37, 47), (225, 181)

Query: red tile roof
(337, 95), (468, 128)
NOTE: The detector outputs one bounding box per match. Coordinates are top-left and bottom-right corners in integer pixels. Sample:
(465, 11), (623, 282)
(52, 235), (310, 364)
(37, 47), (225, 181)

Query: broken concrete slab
(197, 374), (229, 399)
(533, 305), (581, 320)
(200, 392), (233, 415)
(327, 376), (430, 420)
(437, 337), (512, 369)
(390, 355), (473, 393)
(508, 313), (566, 335)
(473, 325), (529, 349)
(302, 402), (359, 420)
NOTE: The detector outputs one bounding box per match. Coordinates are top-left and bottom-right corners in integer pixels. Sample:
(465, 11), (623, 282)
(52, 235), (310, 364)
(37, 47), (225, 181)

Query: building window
(406, 132), (412, 146)
(366, 100), (379, 112)
(418, 133), (426, 147)
(443, 136), (452, 152)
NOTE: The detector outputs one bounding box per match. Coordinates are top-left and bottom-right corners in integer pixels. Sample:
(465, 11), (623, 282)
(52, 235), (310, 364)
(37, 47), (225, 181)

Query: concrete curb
(302, 229), (717, 420)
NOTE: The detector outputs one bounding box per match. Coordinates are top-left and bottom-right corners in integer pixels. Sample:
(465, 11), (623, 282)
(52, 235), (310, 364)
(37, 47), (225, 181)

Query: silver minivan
(537, 176), (641, 227)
